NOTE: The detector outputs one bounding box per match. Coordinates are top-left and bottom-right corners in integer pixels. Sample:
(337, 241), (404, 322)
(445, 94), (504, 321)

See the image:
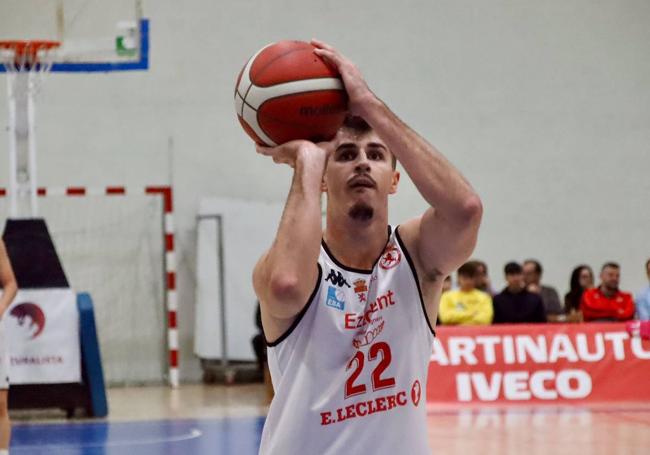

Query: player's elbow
(269, 274), (303, 302)
(458, 193), (483, 224)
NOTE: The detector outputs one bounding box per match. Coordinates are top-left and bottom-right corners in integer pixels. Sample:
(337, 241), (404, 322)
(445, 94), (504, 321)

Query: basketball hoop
(1, 40), (60, 219)
(0, 40), (60, 93)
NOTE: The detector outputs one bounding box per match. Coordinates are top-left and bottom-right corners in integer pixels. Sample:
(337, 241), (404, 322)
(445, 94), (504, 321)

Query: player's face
(323, 128), (399, 218)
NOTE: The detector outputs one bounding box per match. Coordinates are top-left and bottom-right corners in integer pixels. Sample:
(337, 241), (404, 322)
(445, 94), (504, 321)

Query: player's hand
(311, 39), (375, 117)
(256, 140), (330, 168)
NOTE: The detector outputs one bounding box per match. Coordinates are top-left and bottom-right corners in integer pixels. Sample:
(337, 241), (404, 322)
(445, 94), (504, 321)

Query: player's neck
(324, 212), (389, 271)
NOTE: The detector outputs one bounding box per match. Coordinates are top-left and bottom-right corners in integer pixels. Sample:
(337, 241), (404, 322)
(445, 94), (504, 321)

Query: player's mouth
(348, 174), (376, 190)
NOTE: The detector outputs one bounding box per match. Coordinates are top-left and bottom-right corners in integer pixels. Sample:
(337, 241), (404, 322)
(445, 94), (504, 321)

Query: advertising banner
(427, 323), (650, 404)
(3, 289), (81, 384)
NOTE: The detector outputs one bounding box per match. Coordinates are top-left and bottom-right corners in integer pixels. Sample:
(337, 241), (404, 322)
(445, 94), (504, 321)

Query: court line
(12, 428), (202, 451)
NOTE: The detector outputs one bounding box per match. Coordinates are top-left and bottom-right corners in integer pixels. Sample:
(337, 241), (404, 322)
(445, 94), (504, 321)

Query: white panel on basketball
(244, 78), (344, 110)
(236, 77), (344, 146)
(242, 104), (275, 146)
(0, 195), (166, 385)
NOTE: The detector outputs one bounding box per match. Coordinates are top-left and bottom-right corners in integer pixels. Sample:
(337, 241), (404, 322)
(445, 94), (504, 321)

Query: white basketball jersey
(260, 226), (435, 455)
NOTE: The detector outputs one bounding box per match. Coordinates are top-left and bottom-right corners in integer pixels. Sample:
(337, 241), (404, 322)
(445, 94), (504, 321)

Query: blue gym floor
(12, 417), (265, 455)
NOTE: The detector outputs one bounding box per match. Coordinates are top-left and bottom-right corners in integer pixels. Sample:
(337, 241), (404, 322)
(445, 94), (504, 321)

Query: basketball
(234, 40), (348, 146)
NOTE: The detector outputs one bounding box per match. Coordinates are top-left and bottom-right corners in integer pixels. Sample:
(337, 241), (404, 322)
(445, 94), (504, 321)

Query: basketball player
(254, 40), (482, 454)
(0, 239), (17, 455)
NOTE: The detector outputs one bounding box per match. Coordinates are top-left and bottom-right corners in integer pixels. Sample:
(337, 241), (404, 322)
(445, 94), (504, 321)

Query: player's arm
(313, 40), (482, 317)
(0, 240), (18, 319)
(252, 140), (329, 342)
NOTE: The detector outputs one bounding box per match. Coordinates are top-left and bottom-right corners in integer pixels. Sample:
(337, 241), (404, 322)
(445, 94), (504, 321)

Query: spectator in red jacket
(581, 262), (635, 322)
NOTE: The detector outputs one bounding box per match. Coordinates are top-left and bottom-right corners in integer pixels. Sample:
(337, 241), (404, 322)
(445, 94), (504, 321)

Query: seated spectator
(472, 260), (495, 296)
(635, 259), (650, 321)
(439, 262), (493, 325)
(523, 259), (563, 321)
(581, 262), (635, 322)
(493, 262), (546, 324)
(564, 265), (594, 322)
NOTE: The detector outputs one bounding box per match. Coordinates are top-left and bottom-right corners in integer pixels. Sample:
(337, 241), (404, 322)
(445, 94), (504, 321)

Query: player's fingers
(256, 145), (274, 156)
(313, 48), (342, 69)
(310, 38), (335, 52)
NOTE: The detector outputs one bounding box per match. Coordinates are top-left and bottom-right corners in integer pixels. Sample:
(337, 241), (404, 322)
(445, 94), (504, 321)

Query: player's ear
(389, 170), (400, 194)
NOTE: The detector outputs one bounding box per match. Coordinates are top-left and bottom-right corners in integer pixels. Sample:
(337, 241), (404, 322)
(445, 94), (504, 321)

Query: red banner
(427, 323), (650, 404)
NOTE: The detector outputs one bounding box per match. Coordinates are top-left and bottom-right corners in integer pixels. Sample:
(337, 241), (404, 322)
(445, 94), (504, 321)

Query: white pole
(26, 71), (39, 217)
(6, 71), (18, 218)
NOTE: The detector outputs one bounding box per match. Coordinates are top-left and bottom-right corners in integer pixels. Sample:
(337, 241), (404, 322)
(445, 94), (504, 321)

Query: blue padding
(0, 19), (149, 73)
(77, 293), (109, 417)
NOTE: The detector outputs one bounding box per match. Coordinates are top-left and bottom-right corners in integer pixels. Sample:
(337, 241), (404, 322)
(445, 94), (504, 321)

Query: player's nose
(354, 151), (371, 173)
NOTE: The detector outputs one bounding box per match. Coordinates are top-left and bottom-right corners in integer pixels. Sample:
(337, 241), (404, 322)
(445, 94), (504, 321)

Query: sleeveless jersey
(260, 226), (435, 455)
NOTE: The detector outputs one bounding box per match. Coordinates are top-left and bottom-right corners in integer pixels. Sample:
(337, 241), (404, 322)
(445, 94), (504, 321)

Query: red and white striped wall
(0, 185), (180, 388)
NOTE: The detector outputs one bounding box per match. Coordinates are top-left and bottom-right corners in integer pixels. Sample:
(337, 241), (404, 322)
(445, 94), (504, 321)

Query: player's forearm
(360, 98), (481, 221)
(262, 151), (325, 300)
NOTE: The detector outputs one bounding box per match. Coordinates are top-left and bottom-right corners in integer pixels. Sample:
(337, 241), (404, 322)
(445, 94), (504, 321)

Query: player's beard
(348, 202), (374, 221)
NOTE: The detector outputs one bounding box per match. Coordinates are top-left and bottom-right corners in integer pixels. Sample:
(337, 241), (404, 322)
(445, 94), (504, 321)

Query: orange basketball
(234, 40), (348, 146)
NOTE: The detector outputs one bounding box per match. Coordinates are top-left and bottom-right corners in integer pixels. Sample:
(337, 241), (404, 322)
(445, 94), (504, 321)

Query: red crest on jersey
(380, 245), (401, 270)
(353, 279), (368, 294)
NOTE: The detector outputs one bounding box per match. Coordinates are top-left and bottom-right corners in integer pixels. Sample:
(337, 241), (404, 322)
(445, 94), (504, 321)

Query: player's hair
(524, 259), (543, 275)
(504, 261), (523, 275)
(342, 115), (372, 133)
(342, 115), (397, 169)
(457, 262), (478, 278)
(601, 261), (620, 272)
(646, 258), (650, 270)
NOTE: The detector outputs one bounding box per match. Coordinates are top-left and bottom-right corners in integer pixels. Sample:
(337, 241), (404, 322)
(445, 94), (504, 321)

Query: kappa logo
(325, 286), (345, 311)
(379, 244), (401, 270)
(325, 269), (351, 288)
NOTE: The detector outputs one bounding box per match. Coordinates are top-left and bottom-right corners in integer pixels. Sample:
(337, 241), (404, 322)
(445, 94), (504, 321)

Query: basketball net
(1, 41), (60, 218)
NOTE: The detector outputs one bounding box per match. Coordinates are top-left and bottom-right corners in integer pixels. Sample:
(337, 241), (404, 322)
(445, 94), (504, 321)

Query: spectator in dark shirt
(523, 259), (563, 321)
(564, 265), (594, 322)
(493, 262), (547, 324)
(581, 262), (635, 322)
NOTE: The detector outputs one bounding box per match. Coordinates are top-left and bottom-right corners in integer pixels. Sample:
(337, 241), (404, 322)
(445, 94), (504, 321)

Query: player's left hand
(256, 140), (331, 168)
(311, 39), (375, 117)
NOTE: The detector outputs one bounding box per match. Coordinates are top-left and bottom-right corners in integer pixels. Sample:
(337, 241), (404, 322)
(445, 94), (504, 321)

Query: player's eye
(368, 150), (383, 161)
(338, 150), (356, 161)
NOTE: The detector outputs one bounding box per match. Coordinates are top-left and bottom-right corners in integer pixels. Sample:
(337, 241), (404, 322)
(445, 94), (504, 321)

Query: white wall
(1, 0), (649, 381)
